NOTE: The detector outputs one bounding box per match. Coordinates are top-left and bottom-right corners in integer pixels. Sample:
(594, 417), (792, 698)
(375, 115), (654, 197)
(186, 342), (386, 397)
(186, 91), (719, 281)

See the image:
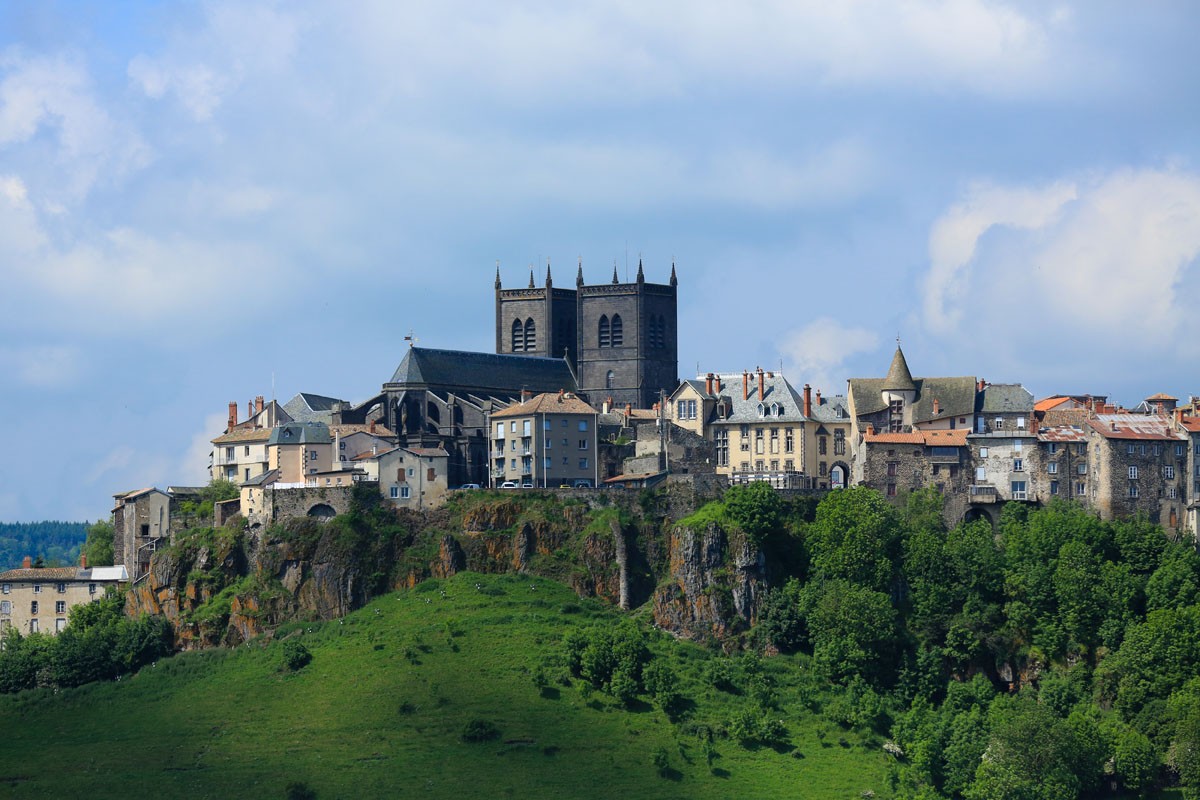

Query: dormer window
(770, 402), (780, 417)
(757, 402), (765, 418)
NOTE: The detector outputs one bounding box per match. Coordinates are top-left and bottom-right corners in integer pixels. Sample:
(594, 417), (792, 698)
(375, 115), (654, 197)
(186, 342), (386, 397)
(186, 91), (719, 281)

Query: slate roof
(283, 393), (347, 423)
(268, 422), (332, 445)
(329, 424), (396, 438)
(978, 384), (1034, 414)
(808, 394), (850, 423)
(850, 376), (978, 422)
(706, 372), (806, 423)
(388, 347), (577, 396)
(492, 392), (598, 418)
(883, 347), (917, 392)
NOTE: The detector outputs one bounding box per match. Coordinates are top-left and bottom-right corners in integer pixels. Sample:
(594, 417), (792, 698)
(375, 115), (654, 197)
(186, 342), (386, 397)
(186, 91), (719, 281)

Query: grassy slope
(0, 572), (894, 800)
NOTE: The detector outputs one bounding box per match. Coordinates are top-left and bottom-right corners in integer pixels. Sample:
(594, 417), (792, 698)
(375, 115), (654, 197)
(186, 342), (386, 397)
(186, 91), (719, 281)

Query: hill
(0, 521), (87, 569)
(0, 571), (894, 799)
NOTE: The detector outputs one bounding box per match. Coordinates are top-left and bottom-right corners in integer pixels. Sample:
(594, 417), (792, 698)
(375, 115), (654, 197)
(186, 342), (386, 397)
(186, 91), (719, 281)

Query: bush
(285, 781), (317, 800)
(651, 746), (671, 776)
(281, 640), (312, 672)
(461, 719), (500, 742)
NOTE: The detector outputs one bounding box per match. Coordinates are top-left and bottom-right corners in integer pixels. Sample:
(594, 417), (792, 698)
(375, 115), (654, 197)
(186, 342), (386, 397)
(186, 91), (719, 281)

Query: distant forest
(0, 522), (89, 570)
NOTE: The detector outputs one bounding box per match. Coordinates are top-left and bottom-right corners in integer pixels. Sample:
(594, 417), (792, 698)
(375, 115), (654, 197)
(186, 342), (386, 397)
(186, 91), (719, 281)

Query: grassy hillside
(0, 571), (893, 799)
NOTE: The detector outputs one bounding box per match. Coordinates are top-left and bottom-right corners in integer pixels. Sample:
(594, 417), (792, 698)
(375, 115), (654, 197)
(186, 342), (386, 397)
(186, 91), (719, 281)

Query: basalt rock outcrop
(651, 521), (768, 644)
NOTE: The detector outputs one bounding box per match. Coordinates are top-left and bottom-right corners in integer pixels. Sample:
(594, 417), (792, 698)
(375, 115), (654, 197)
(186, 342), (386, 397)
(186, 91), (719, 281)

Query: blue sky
(1, 1), (1198, 521)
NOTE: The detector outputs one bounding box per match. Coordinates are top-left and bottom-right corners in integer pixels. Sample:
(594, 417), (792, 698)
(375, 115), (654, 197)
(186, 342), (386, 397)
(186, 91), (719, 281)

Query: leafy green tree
(1146, 544), (1200, 612)
(756, 578), (807, 652)
(966, 694), (1082, 800)
(808, 486), (901, 593)
(82, 520), (115, 567)
(804, 579), (897, 685)
(723, 482), (784, 545)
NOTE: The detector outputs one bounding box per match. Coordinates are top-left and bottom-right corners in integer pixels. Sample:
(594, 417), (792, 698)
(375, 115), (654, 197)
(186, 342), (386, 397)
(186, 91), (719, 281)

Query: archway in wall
(829, 462), (849, 489)
(961, 506), (997, 528)
(307, 503), (337, 520)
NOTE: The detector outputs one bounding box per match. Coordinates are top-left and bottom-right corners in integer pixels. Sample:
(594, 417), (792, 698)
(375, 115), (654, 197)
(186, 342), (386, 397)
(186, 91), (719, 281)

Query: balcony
(969, 485), (997, 503)
(730, 470), (810, 490)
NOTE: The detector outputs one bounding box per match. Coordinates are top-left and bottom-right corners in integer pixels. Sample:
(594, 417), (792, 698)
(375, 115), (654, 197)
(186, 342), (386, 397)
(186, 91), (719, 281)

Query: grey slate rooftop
(387, 347), (577, 396)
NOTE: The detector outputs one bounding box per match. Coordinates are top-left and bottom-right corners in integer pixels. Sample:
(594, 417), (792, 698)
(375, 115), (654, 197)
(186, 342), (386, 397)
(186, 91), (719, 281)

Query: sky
(1, 1), (1199, 522)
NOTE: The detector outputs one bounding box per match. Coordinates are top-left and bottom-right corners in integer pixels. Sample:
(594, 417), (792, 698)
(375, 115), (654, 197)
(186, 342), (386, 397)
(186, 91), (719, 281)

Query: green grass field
(0, 572), (896, 799)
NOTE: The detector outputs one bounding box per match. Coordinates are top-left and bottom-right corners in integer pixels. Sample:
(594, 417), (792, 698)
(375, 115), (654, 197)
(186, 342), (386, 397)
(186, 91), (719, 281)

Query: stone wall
(246, 485), (357, 528)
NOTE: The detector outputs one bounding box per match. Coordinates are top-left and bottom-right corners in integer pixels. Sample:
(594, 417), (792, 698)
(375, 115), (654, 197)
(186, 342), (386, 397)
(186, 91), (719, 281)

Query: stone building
(1180, 414), (1200, 538)
(804, 386), (852, 490)
(859, 429), (973, 514)
(1085, 411), (1187, 532)
(209, 395), (288, 484)
(112, 487), (171, 583)
(495, 260), (678, 410)
(489, 391), (599, 488)
(0, 556), (127, 636)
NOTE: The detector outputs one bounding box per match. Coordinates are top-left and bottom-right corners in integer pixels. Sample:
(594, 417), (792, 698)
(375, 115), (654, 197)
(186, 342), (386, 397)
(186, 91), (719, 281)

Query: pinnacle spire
(612, 262), (619, 284)
(883, 344), (916, 392)
(545, 258), (552, 287)
(576, 256), (584, 287)
(636, 257), (644, 283)
(494, 261), (501, 290)
(528, 268), (535, 289)
(670, 260), (677, 287)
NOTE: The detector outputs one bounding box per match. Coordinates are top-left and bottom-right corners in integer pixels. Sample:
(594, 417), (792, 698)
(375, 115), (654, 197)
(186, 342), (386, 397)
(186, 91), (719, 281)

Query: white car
(499, 481), (519, 489)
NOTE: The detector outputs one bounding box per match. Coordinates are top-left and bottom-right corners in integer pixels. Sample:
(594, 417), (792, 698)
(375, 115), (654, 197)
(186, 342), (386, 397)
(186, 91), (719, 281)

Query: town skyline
(1, 2), (1198, 522)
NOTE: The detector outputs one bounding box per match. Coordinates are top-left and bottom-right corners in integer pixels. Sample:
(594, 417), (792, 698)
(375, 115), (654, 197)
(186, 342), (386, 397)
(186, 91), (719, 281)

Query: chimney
(522, 389), (532, 402)
(866, 424), (875, 436)
(933, 398), (941, 416)
(803, 384), (812, 417)
(22, 556), (31, 570)
(816, 389), (822, 406)
(369, 420), (376, 433)
(757, 367), (765, 402)
(80, 553), (87, 569)
(255, 395), (264, 415)
(715, 376), (722, 393)
(742, 371), (749, 401)
(601, 398), (610, 414)
(705, 373), (714, 395)
(228, 401), (238, 429)
(977, 378), (986, 392)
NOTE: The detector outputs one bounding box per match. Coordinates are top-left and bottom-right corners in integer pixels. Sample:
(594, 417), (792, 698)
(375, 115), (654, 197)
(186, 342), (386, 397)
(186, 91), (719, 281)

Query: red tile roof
(1034, 396), (1071, 412)
(1088, 414), (1184, 441)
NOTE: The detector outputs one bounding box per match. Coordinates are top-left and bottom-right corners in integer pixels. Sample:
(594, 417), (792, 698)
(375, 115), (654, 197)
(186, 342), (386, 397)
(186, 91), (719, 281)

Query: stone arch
(598, 314), (610, 347)
(307, 503), (337, 520)
(829, 461), (850, 489)
(610, 314), (623, 346)
(523, 317), (536, 351)
(606, 370), (615, 390)
(962, 506), (998, 528)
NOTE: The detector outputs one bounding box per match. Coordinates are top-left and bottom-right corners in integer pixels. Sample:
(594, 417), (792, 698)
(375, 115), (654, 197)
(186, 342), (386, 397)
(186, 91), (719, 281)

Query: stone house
(209, 396), (289, 484)
(0, 556), (127, 636)
(1085, 411), (1187, 533)
(489, 392), (599, 488)
(860, 428), (974, 516)
(1179, 414), (1200, 538)
(111, 487), (171, 583)
(268, 422), (333, 483)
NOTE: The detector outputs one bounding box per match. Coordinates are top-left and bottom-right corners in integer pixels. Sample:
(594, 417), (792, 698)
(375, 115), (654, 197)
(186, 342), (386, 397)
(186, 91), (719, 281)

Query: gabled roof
(1034, 396), (1072, 412)
(388, 347), (577, 396)
(1038, 425), (1088, 443)
(704, 372), (806, 424)
(0, 565), (126, 581)
(864, 429), (969, 446)
(850, 376), (977, 421)
(492, 392), (598, 418)
(808, 394), (850, 424)
(212, 427), (273, 445)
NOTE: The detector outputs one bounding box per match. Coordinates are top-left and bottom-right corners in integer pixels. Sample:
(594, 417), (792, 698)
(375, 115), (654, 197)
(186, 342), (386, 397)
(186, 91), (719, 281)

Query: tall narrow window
(511, 319), (524, 352)
(606, 370), (615, 389)
(523, 318), (536, 351)
(598, 315), (610, 347)
(610, 314), (623, 346)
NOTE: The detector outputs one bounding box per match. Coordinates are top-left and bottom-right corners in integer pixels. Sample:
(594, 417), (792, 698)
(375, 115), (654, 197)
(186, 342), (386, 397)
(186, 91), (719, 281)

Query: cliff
(127, 485), (768, 649)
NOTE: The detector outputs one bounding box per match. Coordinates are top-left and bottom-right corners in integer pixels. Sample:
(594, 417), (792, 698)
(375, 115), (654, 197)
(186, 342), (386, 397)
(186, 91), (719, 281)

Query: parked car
(521, 482), (534, 489)
(458, 483), (481, 490)
(573, 480), (592, 489)
(499, 481), (519, 489)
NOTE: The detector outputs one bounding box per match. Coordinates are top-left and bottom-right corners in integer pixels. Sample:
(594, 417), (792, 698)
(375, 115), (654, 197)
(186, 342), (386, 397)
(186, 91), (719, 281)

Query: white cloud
(780, 317), (880, 394)
(180, 413), (226, 487)
(918, 166), (1200, 382)
(85, 446), (136, 485)
(0, 345), (84, 388)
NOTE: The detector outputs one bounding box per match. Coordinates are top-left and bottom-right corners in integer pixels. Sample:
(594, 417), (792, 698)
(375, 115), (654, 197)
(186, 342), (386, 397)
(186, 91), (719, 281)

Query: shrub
(285, 781), (317, 800)
(461, 719), (500, 743)
(281, 640), (312, 672)
(651, 746), (671, 776)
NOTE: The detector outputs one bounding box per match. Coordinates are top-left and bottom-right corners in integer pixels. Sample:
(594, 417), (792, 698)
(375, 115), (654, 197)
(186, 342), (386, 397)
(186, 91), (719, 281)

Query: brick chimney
(977, 378), (987, 392)
(80, 553), (87, 569)
(705, 373), (714, 395)
(227, 401), (238, 429)
(255, 395), (264, 415)
(742, 371), (749, 401)
(757, 367), (765, 402)
(715, 376), (722, 393)
(816, 389), (822, 406)
(522, 389), (532, 402)
(933, 397), (941, 416)
(369, 420), (376, 434)
(22, 555), (31, 569)
(803, 384), (812, 417)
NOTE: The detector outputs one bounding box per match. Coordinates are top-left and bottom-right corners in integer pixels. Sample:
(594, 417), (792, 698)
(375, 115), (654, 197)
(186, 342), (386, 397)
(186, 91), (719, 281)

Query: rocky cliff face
(127, 489), (761, 650)
(651, 521), (768, 644)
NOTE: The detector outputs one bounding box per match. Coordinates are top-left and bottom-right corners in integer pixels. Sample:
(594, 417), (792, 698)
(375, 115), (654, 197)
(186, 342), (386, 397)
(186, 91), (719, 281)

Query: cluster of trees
(0, 591), (172, 693)
(563, 621), (682, 715)
(746, 487), (1200, 799)
(0, 522), (88, 570)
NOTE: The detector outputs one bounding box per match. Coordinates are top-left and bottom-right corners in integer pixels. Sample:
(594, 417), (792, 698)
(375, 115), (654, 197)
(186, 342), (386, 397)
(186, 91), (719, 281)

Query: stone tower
(494, 258), (679, 409)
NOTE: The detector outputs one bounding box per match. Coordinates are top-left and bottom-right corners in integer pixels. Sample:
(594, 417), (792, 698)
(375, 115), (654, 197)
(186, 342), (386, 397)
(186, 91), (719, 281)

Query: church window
(610, 314), (623, 346)
(511, 319), (524, 352)
(606, 370), (615, 390)
(598, 315), (610, 348)
(523, 318), (536, 351)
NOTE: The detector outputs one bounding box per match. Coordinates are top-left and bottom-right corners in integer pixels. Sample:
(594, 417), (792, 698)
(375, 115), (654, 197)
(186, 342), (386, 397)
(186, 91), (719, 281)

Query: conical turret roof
(883, 346), (916, 392)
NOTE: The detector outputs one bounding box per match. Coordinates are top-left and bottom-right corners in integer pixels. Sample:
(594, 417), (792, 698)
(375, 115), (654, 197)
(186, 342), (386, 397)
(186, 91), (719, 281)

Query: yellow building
(0, 557), (128, 636)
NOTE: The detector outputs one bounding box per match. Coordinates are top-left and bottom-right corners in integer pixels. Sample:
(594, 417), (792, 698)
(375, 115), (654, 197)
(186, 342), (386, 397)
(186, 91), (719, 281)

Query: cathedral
(494, 259), (679, 410)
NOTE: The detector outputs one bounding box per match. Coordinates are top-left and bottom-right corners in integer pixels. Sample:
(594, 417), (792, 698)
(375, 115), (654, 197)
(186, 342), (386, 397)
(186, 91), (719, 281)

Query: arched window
(606, 370), (615, 389)
(523, 318), (536, 351)
(598, 315), (610, 347)
(657, 315), (667, 348)
(511, 319), (524, 352)
(610, 314), (623, 346)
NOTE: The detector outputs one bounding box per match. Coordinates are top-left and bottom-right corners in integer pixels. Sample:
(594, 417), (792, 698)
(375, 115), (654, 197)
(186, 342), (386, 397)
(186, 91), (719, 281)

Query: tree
(967, 694), (1083, 800)
(808, 487), (901, 593)
(82, 520), (115, 567)
(804, 579), (897, 686)
(723, 482), (784, 544)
